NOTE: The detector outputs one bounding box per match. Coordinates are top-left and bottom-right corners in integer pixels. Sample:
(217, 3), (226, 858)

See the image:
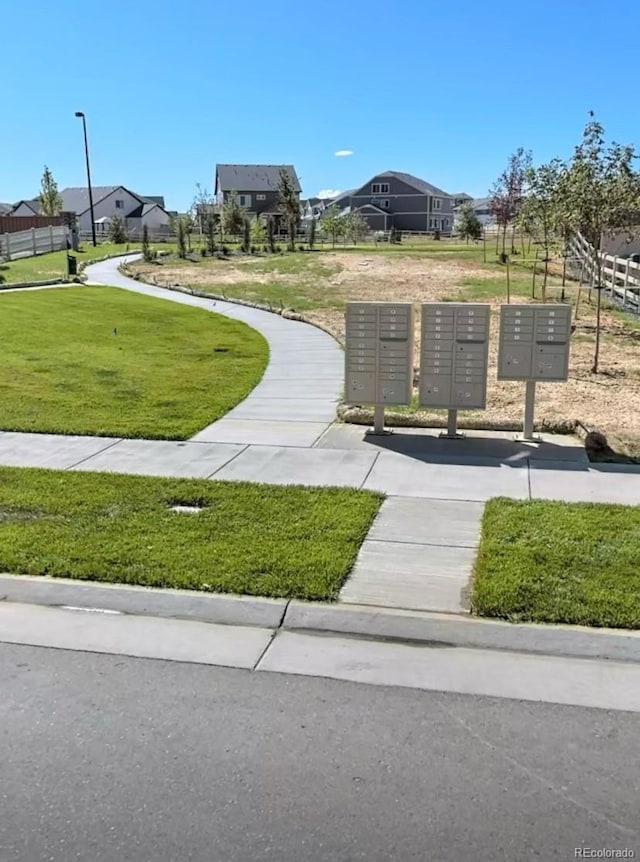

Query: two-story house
(347, 171), (456, 233)
(215, 164), (301, 231)
(9, 186), (170, 235)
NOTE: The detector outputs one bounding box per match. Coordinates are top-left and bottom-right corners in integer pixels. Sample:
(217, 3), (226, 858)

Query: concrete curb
(282, 601), (640, 663)
(0, 574), (287, 629)
(0, 277), (79, 291)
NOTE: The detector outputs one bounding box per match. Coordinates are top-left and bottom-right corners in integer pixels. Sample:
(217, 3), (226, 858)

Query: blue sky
(2, 0), (639, 210)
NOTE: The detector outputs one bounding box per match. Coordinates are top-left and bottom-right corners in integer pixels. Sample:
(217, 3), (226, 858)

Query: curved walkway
(86, 255), (344, 447)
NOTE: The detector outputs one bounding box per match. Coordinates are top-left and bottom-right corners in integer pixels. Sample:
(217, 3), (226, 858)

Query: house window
(433, 198), (441, 210)
(381, 199), (390, 209)
(115, 200), (124, 209)
(256, 194), (266, 201)
(444, 218), (449, 227)
(371, 183), (390, 194)
(238, 194), (252, 207)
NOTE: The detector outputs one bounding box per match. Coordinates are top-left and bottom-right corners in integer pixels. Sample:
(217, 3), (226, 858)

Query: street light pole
(75, 111), (97, 247)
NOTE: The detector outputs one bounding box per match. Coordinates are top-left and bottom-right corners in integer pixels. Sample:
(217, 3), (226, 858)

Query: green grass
(0, 285), (268, 438)
(0, 242), (155, 285)
(192, 279), (345, 312)
(0, 467), (382, 600)
(472, 498), (640, 629)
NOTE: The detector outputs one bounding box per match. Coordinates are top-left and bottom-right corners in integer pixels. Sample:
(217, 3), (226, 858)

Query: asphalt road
(1, 643), (638, 862)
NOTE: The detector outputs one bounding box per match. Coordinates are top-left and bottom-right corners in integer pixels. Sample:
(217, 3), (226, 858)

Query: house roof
(11, 199), (40, 214)
(143, 195), (165, 207)
(375, 171), (451, 197)
(59, 186), (123, 214)
(0, 202), (13, 215)
(356, 203), (388, 215)
(216, 164), (301, 194)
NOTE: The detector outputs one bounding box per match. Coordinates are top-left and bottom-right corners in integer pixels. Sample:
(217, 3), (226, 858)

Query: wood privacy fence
(0, 225), (69, 261)
(568, 231), (640, 309)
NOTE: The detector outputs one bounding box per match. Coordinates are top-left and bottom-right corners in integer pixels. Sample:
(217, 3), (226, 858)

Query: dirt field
(127, 250), (640, 454)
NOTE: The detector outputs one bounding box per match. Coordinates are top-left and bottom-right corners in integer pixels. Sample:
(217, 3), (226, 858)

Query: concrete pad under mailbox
(190, 420), (330, 448)
(0, 432), (121, 470)
(70, 439), (246, 478)
(214, 445), (378, 488)
(227, 398), (338, 423)
(363, 451), (530, 500)
(529, 461), (640, 504)
(340, 539), (473, 613)
(368, 497), (483, 546)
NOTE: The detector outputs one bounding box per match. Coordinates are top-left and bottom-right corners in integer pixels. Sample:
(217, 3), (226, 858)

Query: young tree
(320, 205), (346, 248)
(559, 113), (640, 372)
(176, 217), (187, 259)
(454, 202), (483, 243)
(250, 216), (265, 247)
(489, 147), (532, 255)
(267, 216), (276, 253)
(108, 215), (126, 244)
(345, 210), (369, 245)
(277, 168), (301, 252)
(518, 159), (565, 300)
(242, 218), (251, 253)
(221, 190), (245, 238)
(191, 183), (215, 235)
(39, 165), (63, 216)
(206, 217), (217, 255)
(308, 218), (317, 250)
(142, 224), (153, 262)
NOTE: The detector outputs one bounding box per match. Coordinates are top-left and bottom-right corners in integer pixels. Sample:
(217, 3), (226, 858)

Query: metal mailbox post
(497, 303), (572, 439)
(345, 301), (415, 434)
(418, 303), (491, 437)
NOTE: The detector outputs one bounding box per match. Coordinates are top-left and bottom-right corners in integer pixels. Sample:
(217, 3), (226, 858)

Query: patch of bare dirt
(129, 253), (640, 446)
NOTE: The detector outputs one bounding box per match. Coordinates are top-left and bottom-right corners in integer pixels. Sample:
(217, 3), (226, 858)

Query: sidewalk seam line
(65, 438), (124, 470)
(204, 444), (250, 478)
(358, 452), (380, 490)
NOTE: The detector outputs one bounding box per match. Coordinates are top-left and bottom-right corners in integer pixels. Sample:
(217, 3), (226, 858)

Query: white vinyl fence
(0, 225), (69, 261)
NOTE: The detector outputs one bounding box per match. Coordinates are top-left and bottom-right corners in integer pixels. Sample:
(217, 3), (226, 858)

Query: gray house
(454, 197), (495, 227)
(215, 164), (301, 230)
(348, 171), (456, 233)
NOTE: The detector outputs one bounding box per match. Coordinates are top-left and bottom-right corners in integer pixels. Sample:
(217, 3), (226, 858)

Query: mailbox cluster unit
(345, 302), (414, 407)
(344, 301), (573, 433)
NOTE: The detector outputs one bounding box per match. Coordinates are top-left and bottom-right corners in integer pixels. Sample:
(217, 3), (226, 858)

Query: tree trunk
(506, 256), (511, 304)
(542, 256), (549, 303)
(591, 287), (602, 373)
(575, 261), (585, 322)
(531, 248), (538, 299)
(520, 232), (525, 259)
(483, 230), (487, 263)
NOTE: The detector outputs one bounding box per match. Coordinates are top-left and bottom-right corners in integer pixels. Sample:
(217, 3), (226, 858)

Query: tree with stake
(206, 217), (217, 255)
(345, 210), (369, 245)
(320, 205), (346, 248)
(176, 217), (187, 259)
(308, 217), (317, 250)
(267, 216), (276, 253)
(250, 216), (265, 248)
(489, 148), (532, 256)
(519, 159), (564, 301)
(222, 190), (245, 239)
(191, 183), (215, 236)
(242, 218), (251, 253)
(454, 202), (482, 243)
(142, 224), (153, 262)
(108, 215), (126, 244)
(559, 113), (640, 373)
(277, 168), (301, 252)
(39, 165), (63, 216)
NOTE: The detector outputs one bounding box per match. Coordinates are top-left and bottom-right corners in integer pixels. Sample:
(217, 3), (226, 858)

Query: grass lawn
(0, 285), (268, 439)
(0, 467), (382, 600)
(472, 498), (640, 629)
(0, 242), (158, 285)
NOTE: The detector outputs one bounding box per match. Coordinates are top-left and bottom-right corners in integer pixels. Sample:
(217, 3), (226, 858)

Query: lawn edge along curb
(0, 574), (287, 629)
(282, 601), (640, 663)
(2, 574), (640, 663)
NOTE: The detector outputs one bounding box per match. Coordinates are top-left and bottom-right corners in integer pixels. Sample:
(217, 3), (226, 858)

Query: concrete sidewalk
(3, 260), (640, 619)
(86, 256), (344, 448)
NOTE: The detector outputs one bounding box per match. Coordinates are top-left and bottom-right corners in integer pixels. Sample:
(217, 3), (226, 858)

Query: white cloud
(334, 149), (354, 157)
(317, 188), (341, 199)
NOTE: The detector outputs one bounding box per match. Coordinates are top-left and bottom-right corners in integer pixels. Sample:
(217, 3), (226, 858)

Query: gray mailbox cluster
(419, 303), (490, 409)
(497, 304), (572, 381)
(345, 302), (414, 406)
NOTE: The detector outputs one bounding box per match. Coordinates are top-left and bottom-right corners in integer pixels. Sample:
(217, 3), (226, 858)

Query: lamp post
(74, 111), (97, 247)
